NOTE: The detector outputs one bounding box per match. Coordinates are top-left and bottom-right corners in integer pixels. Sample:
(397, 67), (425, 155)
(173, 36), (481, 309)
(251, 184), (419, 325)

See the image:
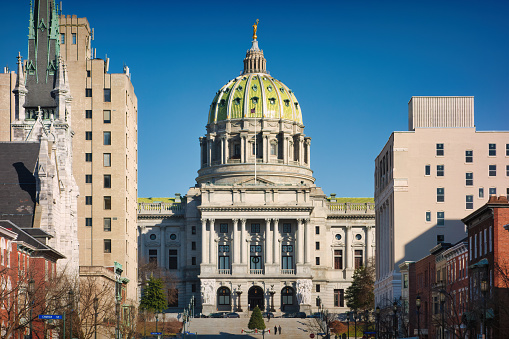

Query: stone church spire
(25, 0), (60, 108)
(243, 20), (267, 74)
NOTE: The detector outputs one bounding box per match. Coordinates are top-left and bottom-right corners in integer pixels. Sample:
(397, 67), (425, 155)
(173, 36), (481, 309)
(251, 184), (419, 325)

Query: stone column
(366, 225), (373, 263)
(265, 218), (272, 265)
(160, 226), (166, 269)
(240, 219), (247, 264)
(299, 135), (304, 166)
(241, 135), (246, 163)
(201, 219), (208, 264)
(297, 219), (304, 264)
(225, 134), (230, 164)
(305, 138), (311, 167)
(273, 219), (279, 265)
(304, 219), (311, 264)
(207, 136), (213, 166)
(220, 137), (225, 164)
(263, 134), (269, 163)
(283, 134), (289, 165)
(232, 219), (239, 264)
(345, 225), (352, 269)
(199, 137), (204, 167)
(140, 226), (146, 260)
(209, 219), (215, 265)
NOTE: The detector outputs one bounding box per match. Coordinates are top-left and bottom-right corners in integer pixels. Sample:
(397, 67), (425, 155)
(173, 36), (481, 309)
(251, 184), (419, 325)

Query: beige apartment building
(59, 15), (138, 301)
(374, 96), (509, 306)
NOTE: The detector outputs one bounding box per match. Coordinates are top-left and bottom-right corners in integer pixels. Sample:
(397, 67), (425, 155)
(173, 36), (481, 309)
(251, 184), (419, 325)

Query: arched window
(281, 287), (293, 305)
(218, 287), (231, 305)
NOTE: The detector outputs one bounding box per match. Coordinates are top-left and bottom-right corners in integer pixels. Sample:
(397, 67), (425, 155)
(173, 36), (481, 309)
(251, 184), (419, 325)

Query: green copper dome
(208, 73), (303, 125)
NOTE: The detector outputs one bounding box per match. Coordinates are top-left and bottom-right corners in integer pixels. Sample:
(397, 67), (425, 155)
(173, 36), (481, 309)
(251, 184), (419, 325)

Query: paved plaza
(186, 318), (324, 338)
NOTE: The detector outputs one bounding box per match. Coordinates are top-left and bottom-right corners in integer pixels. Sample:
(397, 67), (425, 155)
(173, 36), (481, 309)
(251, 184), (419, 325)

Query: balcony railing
(280, 269), (295, 275)
(138, 202), (185, 215)
(250, 269), (264, 275)
(218, 269), (231, 275)
(329, 202), (375, 214)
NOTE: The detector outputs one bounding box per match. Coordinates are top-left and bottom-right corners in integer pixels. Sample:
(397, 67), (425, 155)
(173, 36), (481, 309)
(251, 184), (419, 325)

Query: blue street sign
(39, 315), (63, 320)
(151, 333), (162, 335)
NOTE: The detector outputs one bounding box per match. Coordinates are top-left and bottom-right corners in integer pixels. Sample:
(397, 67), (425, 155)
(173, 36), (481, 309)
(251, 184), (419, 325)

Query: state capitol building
(138, 27), (375, 315)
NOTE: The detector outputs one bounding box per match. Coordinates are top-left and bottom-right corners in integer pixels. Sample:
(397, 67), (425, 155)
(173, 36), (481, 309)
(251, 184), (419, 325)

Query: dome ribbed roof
(208, 73), (302, 125)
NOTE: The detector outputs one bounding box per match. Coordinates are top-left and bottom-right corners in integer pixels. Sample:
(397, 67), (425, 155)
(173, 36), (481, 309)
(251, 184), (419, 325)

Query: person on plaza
(274, 325), (277, 334)
(278, 325), (281, 335)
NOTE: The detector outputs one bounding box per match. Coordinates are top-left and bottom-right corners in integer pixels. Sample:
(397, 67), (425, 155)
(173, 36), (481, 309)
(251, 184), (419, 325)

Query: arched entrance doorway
(248, 286), (264, 310)
(281, 286), (296, 312)
(217, 287), (231, 312)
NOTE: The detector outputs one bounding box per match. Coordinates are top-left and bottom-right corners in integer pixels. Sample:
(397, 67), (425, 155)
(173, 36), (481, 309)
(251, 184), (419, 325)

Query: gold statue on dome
(253, 19), (259, 40)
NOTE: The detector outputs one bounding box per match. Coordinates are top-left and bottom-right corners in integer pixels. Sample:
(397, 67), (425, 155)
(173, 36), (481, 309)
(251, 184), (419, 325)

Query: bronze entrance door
(248, 286), (264, 310)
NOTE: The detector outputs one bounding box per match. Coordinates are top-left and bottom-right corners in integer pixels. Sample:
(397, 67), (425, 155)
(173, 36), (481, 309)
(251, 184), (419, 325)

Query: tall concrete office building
(0, 1), (138, 301)
(374, 96), (509, 305)
(59, 14), (138, 300)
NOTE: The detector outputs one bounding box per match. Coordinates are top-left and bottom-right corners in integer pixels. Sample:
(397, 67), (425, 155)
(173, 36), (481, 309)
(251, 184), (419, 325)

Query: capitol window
(149, 234), (156, 240)
(355, 234), (362, 240)
(251, 223), (260, 233)
(335, 234), (342, 241)
(282, 223), (291, 233)
(270, 142), (277, 155)
(220, 224), (228, 233)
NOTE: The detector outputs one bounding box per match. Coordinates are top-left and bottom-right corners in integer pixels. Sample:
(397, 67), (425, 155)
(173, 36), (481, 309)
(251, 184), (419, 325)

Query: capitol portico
(138, 23), (375, 315)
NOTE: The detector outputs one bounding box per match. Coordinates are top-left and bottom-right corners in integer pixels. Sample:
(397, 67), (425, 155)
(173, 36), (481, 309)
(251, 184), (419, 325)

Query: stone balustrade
(329, 202), (375, 214)
(138, 202), (185, 215)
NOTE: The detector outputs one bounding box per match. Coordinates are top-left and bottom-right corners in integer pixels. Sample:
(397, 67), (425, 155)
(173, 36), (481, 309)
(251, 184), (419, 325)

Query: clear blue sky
(2, 0), (508, 198)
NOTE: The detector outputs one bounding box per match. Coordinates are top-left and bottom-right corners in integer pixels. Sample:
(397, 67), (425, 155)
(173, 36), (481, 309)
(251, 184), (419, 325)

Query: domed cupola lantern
(197, 20), (313, 186)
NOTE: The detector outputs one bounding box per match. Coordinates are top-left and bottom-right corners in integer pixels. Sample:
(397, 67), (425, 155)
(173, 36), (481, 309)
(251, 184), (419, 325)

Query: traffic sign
(151, 332), (162, 335)
(310, 334), (315, 338)
(39, 315), (62, 320)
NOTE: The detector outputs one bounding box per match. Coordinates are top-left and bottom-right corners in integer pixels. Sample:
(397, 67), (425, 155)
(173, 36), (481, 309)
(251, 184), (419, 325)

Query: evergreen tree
(139, 276), (167, 313)
(247, 306), (266, 330)
(345, 263), (375, 311)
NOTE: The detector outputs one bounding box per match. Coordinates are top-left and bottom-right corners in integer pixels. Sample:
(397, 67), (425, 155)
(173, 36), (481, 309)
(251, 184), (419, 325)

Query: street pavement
(185, 317), (324, 338)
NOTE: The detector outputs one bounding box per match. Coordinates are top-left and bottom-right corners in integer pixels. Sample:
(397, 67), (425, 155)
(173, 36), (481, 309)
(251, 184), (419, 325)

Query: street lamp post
(481, 279), (488, 339)
(375, 307), (380, 339)
(393, 301), (398, 339)
(93, 297), (99, 339)
(28, 279), (35, 339)
(236, 285), (243, 312)
(353, 311), (357, 339)
(68, 290), (74, 339)
(346, 312), (350, 339)
(416, 296), (421, 339)
(115, 301), (121, 339)
(364, 310), (369, 336)
(155, 312), (159, 333)
(440, 291), (446, 339)
(269, 285), (275, 312)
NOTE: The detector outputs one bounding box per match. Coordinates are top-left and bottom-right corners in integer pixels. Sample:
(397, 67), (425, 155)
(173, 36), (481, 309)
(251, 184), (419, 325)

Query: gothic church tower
(11, 0), (79, 273)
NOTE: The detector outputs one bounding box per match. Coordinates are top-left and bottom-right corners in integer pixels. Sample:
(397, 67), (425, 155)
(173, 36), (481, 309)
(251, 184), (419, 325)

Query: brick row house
(400, 196), (508, 339)
(0, 220), (64, 339)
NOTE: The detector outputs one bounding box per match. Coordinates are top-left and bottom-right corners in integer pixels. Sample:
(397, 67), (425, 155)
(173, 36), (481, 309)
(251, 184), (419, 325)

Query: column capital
(232, 218), (239, 224)
(240, 219), (247, 225)
(209, 218), (215, 224)
(265, 218), (271, 224)
(201, 218), (208, 225)
(273, 218), (279, 224)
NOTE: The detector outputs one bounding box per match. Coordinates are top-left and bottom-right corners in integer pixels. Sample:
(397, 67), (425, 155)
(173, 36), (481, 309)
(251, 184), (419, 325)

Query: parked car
(307, 312), (321, 318)
(226, 312), (240, 318)
(262, 312), (274, 318)
(281, 313), (295, 318)
(199, 313), (209, 318)
(209, 312), (227, 318)
(296, 312), (307, 318)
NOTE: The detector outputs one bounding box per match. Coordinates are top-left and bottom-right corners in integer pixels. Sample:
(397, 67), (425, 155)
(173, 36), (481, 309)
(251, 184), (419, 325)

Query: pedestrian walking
(274, 325), (277, 335)
(278, 325), (281, 335)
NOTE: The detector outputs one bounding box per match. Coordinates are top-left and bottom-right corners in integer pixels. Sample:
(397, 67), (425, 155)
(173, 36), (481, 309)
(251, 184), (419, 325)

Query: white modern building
(138, 31), (375, 315)
(374, 96), (509, 306)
